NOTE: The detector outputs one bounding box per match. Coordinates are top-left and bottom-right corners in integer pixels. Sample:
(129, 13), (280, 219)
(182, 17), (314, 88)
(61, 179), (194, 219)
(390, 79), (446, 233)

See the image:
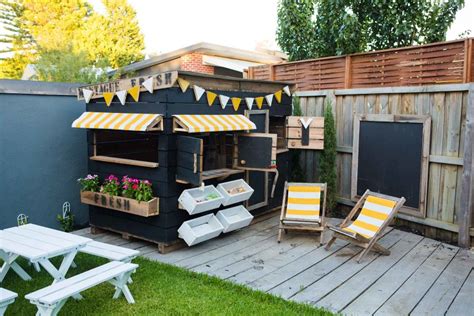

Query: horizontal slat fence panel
(249, 38), (473, 89)
(294, 84), (473, 246)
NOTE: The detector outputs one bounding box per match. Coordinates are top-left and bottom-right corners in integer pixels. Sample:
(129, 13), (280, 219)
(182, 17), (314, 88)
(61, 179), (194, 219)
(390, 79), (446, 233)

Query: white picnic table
(0, 224), (91, 284)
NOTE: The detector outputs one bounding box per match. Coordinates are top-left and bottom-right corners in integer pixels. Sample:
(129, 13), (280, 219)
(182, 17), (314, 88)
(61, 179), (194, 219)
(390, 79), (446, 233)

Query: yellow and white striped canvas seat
(342, 195), (397, 239)
(285, 185), (321, 222)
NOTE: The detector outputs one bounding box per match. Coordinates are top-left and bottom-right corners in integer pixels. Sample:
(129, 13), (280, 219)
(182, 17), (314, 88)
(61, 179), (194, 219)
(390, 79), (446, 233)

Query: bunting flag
(255, 96), (264, 109)
(245, 97), (254, 110)
(128, 85), (140, 102)
(103, 92), (115, 107)
(83, 89), (93, 103)
(206, 91), (217, 106)
(193, 85), (206, 101)
(231, 97), (241, 111)
(219, 95), (230, 109)
(265, 94), (273, 107)
(283, 85), (291, 96)
(177, 78), (190, 92)
(274, 90), (282, 103)
(143, 77), (154, 93)
(116, 90), (127, 105)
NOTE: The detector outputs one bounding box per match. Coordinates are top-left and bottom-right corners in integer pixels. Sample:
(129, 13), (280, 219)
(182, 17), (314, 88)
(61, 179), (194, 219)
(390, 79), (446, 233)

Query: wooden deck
(74, 213), (474, 315)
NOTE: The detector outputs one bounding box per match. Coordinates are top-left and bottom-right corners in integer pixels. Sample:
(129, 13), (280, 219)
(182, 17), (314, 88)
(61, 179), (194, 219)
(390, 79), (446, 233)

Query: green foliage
(57, 212), (74, 232)
(77, 174), (100, 192)
(276, 0), (317, 61)
(320, 101), (337, 211)
(35, 49), (109, 83)
(276, 0), (465, 60)
(0, 0), (144, 81)
(290, 96), (305, 182)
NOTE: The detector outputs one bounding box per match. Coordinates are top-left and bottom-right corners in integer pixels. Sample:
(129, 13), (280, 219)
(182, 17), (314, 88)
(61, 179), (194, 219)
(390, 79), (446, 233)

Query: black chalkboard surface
(357, 121), (423, 208)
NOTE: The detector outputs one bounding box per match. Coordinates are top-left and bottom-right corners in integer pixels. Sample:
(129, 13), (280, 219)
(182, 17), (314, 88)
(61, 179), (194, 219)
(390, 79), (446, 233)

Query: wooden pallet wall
(249, 38), (474, 90)
(295, 84), (474, 247)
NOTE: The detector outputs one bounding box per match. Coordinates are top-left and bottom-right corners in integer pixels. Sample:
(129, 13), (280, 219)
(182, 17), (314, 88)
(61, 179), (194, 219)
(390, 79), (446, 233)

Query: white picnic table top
(0, 224), (92, 284)
(0, 224), (91, 262)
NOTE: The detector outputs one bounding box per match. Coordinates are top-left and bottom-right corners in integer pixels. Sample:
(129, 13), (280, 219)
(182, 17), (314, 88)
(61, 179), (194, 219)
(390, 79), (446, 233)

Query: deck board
(77, 213), (474, 315)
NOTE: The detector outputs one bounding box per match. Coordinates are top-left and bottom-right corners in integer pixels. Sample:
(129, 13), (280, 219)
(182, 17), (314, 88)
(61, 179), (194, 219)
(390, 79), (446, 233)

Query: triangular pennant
(299, 117), (313, 129)
(103, 92), (114, 107)
(231, 97), (241, 111)
(127, 85), (140, 102)
(283, 85), (291, 96)
(265, 94), (273, 107)
(255, 96), (264, 109)
(116, 90), (127, 105)
(82, 89), (93, 103)
(206, 91), (217, 106)
(274, 90), (282, 103)
(177, 78), (190, 92)
(142, 77), (154, 93)
(245, 97), (254, 110)
(219, 95), (230, 109)
(193, 85), (206, 101)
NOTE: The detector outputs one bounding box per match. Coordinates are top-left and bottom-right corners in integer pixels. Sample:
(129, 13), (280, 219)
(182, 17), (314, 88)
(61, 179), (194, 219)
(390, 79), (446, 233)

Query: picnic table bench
(81, 241), (139, 262)
(26, 261), (138, 316)
(0, 288), (17, 316)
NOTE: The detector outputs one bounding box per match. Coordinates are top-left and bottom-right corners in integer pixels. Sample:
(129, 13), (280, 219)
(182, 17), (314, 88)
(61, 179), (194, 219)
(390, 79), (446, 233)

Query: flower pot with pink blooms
(78, 174), (159, 217)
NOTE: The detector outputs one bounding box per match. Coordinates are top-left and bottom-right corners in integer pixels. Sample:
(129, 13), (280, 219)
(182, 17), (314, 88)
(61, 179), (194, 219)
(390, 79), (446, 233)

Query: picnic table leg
(110, 270), (136, 304)
(0, 251), (31, 282)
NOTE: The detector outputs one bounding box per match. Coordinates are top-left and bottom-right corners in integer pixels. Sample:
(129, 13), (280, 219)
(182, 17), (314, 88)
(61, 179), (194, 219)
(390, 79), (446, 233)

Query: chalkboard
(356, 121), (423, 209)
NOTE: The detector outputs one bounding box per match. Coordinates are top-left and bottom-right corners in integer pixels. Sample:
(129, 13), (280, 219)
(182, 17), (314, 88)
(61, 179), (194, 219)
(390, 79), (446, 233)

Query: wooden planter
(80, 191), (159, 217)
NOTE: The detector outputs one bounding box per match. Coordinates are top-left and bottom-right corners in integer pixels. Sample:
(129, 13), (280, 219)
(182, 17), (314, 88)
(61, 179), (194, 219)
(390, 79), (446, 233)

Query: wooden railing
(249, 38), (474, 90)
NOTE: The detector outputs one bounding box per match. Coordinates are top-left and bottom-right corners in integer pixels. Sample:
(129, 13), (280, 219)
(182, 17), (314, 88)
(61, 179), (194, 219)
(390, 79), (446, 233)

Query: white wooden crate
(178, 214), (224, 246)
(216, 205), (254, 233)
(216, 179), (254, 206)
(178, 185), (224, 215)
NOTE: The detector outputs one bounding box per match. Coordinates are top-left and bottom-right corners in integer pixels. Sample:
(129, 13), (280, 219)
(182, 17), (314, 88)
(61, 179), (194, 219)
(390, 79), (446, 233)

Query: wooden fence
(249, 38), (474, 90)
(295, 84), (474, 247)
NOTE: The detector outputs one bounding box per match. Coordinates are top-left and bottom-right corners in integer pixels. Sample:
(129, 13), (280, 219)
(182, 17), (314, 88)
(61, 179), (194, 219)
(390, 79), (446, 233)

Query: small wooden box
(216, 205), (254, 233)
(178, 214), (224, 246)
(217, 179), (254, 206)
(80, 191), (159, 217)
(178, 185), (224, 215)
(286, 116), (324, 150)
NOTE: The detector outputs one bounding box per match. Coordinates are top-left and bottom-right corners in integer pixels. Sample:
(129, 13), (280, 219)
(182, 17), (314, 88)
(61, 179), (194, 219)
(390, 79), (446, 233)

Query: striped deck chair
(278, 182), (326, 245)
(325, 190), (406, 263)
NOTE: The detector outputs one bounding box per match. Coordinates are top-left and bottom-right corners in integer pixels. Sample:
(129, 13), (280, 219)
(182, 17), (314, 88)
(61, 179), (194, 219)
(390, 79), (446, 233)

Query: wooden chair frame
(325, 189), (406, 263)
(278, 182), (327, 245)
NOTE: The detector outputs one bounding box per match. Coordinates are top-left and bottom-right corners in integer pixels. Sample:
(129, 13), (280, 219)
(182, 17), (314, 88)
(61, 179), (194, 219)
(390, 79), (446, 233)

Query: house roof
(110, 42), (286, 75)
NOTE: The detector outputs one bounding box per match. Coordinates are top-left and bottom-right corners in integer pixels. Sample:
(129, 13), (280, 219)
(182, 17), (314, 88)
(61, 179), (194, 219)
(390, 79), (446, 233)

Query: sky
(88, 0), (474, 56)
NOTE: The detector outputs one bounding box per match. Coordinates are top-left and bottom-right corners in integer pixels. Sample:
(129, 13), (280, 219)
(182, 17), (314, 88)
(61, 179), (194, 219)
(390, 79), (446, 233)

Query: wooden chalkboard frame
(351, 114), (431, 218)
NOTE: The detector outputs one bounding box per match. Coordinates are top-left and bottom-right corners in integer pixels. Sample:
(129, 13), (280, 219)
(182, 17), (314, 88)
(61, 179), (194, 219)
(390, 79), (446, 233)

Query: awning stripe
(173, 114), (256, 133)
(72, 112), (162, 131)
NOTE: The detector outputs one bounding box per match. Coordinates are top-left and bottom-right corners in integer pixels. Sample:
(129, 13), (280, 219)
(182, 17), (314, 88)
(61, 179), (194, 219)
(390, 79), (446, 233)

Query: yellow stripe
(84, 112), (110, 128)
(352, 220), (380, 232)
(360, 208), (389, 221)
(181, 115), (201, 132)
(287, 210), (319, 216)
(367, 196), (396, 208)
(105, 113), (132, 129)
(289, 186), (321, 193)
(200, 115), (221, 131)
(123, 114), (145, 131)
(130, 114), (154, 131)
(73, 112), (94, 127)
(287, 197), (320, 205)
(192, 115), (212, 132)
(343, 227), (371, 239)
(232, 115), (249, 129)
(219, 115), (240, 130)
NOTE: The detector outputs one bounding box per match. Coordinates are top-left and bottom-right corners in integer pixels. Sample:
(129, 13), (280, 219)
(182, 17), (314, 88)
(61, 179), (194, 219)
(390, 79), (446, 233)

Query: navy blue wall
(0, 80), (88, 229)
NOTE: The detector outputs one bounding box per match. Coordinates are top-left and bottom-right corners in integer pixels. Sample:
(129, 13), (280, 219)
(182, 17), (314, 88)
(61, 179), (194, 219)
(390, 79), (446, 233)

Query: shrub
(320, 101), (337, 212)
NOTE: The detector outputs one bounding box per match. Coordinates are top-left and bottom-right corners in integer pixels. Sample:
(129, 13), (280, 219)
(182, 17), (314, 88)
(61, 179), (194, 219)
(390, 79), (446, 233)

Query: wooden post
(270, 65), (276, 81)
(458, 87), (474, 248)
(463, 38), (473, 83)
(344, 56), (352, 89)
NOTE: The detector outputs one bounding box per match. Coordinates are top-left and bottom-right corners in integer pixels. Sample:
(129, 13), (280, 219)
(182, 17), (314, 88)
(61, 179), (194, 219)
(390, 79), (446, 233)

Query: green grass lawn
(2, 254), (332, 315)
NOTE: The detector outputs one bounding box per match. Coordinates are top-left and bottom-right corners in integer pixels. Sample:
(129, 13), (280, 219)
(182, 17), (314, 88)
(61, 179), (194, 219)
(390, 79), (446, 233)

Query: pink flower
(123, 185), (128, 190)
(132, 184), (138, 190)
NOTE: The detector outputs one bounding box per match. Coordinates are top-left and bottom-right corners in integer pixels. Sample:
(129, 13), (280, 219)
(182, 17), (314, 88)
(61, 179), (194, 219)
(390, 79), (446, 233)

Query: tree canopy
(0, 0), (144, 82)
(277, 0), (465, 61)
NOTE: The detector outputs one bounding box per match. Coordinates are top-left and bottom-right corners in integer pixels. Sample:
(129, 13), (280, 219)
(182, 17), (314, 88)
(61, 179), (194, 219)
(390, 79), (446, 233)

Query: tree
(319, 101), (337, 212)
(276, 0), (317, 61)
(0, 0), (144, 81)
(276, 0), (465, 60)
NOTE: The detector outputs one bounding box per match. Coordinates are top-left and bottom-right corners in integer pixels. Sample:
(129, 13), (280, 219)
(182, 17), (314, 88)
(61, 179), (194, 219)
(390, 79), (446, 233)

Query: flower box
(80, 191), (159, 217)
(216, 179), (254, 206)
(216, 205), (254, 233)
(178, 185), (224, 215)
(178, 214), (224, 246)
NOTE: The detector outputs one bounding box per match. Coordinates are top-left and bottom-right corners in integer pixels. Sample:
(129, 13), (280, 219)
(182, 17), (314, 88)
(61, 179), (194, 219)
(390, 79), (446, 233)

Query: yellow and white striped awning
(72, 112), (163, 131)
(173, 114), (256, 133)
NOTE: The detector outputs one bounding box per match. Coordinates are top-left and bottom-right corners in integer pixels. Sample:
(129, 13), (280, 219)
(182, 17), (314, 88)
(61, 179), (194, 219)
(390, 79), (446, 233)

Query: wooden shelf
(90, 155), (159, 168)
(276, 148), (289, 154)
(202, 168), (244, 181)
